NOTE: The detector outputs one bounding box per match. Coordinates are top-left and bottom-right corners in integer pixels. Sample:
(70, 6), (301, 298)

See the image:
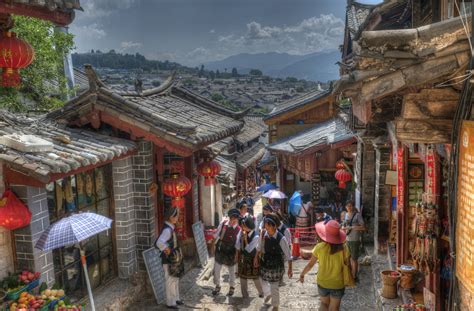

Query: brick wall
(11, 185), (55, 286)
(0, 163), (14, 279)
(112, 156), (138, 278)
(133, 140), (155, 270)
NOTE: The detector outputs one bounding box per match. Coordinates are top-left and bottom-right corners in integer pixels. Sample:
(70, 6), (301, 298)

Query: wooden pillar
(396, 145), (407, 266)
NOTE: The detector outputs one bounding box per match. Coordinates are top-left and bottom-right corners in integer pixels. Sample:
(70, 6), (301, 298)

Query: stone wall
(374, 144), (391, 254)
(361, 139), (376, 244)
(133, 141), (155, 270)
(10, 185), (55, 286)
(0, 164), (14, 279)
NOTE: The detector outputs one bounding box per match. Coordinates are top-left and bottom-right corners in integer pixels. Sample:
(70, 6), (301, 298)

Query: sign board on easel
(143, 247), (166, 305)
(192, 221), (209, 267)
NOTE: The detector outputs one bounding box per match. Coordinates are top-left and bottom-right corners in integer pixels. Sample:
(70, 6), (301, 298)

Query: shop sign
(425, 147), (440, 201)
(456, 121), (474, 294)
(397, 146), (405, 212)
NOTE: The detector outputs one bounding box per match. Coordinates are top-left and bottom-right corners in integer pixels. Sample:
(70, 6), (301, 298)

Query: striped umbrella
(35, 212), (112, 311)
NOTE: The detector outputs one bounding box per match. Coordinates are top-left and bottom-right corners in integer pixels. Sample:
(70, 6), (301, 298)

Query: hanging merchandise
(411, 199), (440, 273)
(0, 189), (32, 230)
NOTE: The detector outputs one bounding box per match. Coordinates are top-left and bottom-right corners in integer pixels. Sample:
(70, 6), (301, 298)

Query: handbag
(342, 246), (355, 287)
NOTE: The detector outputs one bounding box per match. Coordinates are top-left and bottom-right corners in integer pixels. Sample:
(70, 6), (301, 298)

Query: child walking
(255, 213), (293, 311)
(213, 208), (241, 296)
(236, 215), (264, 299)
(155, 208), (185, 309)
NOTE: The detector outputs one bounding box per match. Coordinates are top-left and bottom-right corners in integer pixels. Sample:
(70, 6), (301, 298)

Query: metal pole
(79, 247), (96, 311)
(210, 184), (216, 227)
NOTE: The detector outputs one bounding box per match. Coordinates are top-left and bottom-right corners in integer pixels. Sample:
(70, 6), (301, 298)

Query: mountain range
(204, 50), (340, 82)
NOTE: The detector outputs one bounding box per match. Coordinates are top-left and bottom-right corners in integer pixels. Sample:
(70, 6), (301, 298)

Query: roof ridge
(171, 86), (250, 119)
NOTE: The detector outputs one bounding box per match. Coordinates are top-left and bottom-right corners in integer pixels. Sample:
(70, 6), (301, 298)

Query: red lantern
(0, 31), (35, 87)
(335, 169), (352, 189)
(162, 173), (192, 208)
(336, 160), (345, 170)
(197, 160), (221, 186)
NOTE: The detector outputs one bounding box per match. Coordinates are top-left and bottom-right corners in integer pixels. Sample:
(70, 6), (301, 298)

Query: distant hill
(204, 51), (340, 82)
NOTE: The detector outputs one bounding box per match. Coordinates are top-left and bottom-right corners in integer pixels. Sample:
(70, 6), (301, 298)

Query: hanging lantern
(162, 173), (192, 208)
(197, 159), (221, 186)
(336, 160), (345, 170)
(0, 189), (32, 230)
(335, 169), (352, 189)
(0, 31), (35, 87)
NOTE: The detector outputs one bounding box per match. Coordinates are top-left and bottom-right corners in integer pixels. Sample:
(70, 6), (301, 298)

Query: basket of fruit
(54, 299), (84, 311)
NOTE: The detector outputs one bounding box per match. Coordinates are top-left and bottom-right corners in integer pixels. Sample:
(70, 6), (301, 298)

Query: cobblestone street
(131, 254), (376, 311)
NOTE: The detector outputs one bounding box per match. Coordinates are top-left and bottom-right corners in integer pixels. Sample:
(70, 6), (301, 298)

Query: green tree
(0, 16), (74, 111)
(231, 67), (238, 77)
(216, 69), (220, 78)
(211, 92), (223, 102)
(249, 69), (263, 76)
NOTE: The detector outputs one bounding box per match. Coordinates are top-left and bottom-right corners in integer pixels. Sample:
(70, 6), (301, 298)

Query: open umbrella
(289, 191), (302, 216)
(263, 189), (287, 199)
(257, 182), (277, 193)
(35, 212), (112, 311)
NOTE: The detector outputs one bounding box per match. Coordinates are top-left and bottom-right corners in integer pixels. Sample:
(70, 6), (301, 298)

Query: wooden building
(337, 0), (472, 309)
(264, 89), (355, 217)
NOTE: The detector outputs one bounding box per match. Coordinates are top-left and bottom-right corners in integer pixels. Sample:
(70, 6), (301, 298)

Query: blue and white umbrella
(257, 182), (277, 193)
(35, 212), (112, 311)
(35, 212), (112, 251)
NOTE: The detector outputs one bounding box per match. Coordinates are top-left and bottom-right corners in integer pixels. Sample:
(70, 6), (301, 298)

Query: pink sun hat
(315, 220), (346, 244)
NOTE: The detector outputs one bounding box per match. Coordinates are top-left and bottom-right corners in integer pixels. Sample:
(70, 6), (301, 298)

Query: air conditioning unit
(0, 134), (54, 152)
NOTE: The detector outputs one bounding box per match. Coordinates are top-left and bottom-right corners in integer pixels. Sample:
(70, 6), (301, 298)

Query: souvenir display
(411, 200), (440, 273)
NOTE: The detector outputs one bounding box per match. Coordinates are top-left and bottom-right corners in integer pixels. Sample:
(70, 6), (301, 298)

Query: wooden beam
(395, 119), (453, 143)
(401, 88), (459, 119)
(0, 3), (74, 26)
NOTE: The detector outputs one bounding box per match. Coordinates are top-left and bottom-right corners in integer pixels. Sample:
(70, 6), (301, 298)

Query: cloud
(70, 23), (106, 40)
(181, 14), (344, 65)
(76, 0), (140, 19)
(120, 41), (143, 52)
(209, 29), (216, 34)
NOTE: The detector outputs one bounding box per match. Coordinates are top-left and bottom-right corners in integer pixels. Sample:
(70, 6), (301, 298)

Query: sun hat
(315, 219), (346, 244)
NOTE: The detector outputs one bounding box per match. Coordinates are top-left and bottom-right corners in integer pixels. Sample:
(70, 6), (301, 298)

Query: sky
(70, 0), (382, 66)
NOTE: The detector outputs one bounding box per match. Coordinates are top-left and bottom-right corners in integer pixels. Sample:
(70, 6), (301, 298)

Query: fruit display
(54, 300), (84, 311)
(9, 291), (46, 310)
(17, 270), (40, 285)
(393, 303), (426, 311)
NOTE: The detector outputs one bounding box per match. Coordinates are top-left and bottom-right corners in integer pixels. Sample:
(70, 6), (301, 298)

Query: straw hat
(315, 220), (346, 244)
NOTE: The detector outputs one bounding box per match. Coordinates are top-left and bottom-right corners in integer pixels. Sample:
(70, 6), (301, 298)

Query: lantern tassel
(338, 181), (346, 189)
(171, 197), (185, 209)
(204, 177), (216, 186)
(2, 68), (20, 87)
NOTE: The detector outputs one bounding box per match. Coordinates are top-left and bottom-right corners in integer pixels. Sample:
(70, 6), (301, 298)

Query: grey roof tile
(265, 89), (331, 120)
(236, 143), (266, 170)
(268, 117), (354, 155)
(0, 111), (136, 182)
(235, 116), (267, 145)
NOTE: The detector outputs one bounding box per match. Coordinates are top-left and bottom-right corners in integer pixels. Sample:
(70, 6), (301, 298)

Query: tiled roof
(257, 149), (276, 168)
(207, 137), (234, 156)
(347, 1), (374, 40)
(11, 0), (82, 11)
(235, 116), (267, 145)
(216, 155), (237, 187)
(268, 117), (354, 155)
(0, 111), (136, 183)
(265, 88), (331, 120)
(236, 143), (266, 170)
(47, 69), (245, 151)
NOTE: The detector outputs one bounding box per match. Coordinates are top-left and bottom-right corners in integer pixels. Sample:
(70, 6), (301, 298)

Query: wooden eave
(0, 3), (75, 26)
(264, 95), (334, 126)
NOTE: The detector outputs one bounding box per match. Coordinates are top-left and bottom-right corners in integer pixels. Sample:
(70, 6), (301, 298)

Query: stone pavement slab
(131, 256), (377, 311)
